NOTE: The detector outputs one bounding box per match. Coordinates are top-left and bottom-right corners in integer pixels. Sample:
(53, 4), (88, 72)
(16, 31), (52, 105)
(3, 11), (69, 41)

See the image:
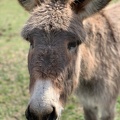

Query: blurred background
(0, 0), (120, 120)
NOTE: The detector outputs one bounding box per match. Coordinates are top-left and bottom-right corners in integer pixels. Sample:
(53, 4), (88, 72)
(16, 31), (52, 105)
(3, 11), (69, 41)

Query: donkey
(18, 0), (120, 120)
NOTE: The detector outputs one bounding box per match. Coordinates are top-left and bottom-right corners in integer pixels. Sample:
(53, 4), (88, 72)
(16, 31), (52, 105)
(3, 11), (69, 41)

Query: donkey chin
(25, 80), (63, 120)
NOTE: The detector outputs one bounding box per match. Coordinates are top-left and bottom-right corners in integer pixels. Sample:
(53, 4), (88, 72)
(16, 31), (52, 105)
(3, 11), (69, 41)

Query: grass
(0, 0), (120, 120)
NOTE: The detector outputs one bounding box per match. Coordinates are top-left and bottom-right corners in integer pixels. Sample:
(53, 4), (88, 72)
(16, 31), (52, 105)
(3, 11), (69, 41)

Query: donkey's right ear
(18, 0), (40, 12)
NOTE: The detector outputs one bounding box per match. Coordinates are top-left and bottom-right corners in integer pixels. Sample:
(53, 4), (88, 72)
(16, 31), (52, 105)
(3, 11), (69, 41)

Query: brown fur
(78, 5), (120, 120)
(18, 0), (120, 120)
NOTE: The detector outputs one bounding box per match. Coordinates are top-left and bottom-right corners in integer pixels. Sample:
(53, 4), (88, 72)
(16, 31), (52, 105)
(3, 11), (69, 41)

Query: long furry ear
(70, 0), (111, 19)
(18, 0), (41, 11)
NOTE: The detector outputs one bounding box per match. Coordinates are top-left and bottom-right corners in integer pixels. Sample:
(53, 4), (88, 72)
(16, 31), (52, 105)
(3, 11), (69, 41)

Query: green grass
(0, 0), (120, 120)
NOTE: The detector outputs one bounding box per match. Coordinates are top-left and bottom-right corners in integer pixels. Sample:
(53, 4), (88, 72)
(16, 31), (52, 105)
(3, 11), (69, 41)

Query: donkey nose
(25, 105), (57, 120)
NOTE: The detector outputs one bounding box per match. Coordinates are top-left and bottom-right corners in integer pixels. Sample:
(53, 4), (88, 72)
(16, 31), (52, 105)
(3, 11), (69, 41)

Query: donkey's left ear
(70, 0), (111, 19)
(18, 0), (40, 12)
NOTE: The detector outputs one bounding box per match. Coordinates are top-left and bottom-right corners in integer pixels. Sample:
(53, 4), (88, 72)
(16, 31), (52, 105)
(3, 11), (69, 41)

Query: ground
(0, 0), (120, 120)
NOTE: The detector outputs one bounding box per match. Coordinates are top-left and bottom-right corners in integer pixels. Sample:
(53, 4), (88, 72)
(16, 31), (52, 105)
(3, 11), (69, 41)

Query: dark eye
(68, 41), (80, 50)
(74, 0), (84, 4)
(30, 39), (34, 48)
(26, 35), (34, 48)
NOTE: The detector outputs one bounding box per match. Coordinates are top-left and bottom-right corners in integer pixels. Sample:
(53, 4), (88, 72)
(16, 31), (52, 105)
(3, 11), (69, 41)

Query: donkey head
(18, 0), (111, 119)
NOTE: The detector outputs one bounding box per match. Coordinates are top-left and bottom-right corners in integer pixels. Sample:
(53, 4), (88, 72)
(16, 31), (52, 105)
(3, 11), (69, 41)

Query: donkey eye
(30, 39), (34, 49)
(68, 41), (80, 50)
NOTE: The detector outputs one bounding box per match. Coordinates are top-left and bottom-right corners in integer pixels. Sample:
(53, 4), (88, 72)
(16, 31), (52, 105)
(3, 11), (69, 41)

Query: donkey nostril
(46, 107), (57, 120)
(25, 105), (39, 120)
(41, 107), (57, 120)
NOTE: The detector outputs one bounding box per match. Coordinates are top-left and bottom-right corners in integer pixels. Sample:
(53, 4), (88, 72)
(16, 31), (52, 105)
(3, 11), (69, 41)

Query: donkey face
(18, 0), (111, 119)
(26, 29), (83, 119)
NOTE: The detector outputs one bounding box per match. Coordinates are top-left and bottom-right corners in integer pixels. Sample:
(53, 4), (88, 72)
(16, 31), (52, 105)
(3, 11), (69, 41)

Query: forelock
(21, 2), (86, 42)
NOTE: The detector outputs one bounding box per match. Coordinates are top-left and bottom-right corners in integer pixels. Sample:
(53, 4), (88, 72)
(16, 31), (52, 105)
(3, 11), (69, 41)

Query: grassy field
(0, 0), (120, 120)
